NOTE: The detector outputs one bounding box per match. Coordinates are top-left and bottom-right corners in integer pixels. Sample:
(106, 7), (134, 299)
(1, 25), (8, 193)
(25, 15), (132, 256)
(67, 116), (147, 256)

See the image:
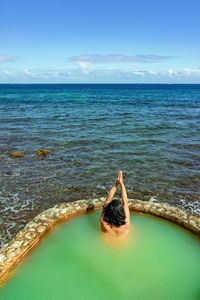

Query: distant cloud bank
(1, 67), (200, 83)
(0, 53), (199, 83)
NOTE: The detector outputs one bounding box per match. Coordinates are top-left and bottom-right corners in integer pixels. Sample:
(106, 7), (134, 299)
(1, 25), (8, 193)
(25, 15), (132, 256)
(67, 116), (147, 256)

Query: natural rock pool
(0, 211), (200, 300)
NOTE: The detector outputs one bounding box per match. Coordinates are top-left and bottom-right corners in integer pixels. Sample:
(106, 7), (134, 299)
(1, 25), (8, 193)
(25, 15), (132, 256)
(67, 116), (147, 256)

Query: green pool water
(0, 212), (200, 300)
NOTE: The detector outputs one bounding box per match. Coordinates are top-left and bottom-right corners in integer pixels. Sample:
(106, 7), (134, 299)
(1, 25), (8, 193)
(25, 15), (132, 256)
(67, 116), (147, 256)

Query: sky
(0, 0), (200, 83)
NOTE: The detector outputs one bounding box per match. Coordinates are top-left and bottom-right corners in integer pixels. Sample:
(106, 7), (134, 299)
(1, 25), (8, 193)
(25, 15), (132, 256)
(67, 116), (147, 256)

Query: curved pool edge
(0, 198), (200, 286)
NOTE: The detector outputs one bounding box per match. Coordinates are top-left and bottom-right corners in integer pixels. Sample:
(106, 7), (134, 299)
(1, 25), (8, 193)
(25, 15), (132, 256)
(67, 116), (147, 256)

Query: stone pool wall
(0, 198), (200, 286)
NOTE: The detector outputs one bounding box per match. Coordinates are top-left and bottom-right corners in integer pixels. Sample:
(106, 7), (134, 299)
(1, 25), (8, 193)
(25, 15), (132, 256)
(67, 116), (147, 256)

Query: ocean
(0, 84), (200, 247)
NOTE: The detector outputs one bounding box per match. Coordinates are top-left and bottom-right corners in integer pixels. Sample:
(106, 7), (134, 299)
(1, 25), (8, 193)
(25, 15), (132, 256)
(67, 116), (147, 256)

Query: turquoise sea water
(0, 212), (200, 300)
(0, 84), (200, 247)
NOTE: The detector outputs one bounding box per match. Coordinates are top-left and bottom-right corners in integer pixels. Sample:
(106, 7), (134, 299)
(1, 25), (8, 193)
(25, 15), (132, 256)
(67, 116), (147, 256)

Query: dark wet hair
(103, 200), (126, 227)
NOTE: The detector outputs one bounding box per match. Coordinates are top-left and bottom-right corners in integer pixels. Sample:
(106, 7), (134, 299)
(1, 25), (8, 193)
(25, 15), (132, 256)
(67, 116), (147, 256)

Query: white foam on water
(178, 198), (200, 215)
(149, 195), (200, 216)
(96, 184), (106, 190)
(149, 196), (158, 203)
(0, 190), (37, 248)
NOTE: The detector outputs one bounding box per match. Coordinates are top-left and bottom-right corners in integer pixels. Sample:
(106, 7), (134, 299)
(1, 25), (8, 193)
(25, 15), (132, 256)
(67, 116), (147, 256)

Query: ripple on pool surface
(0, 211), (200, 300)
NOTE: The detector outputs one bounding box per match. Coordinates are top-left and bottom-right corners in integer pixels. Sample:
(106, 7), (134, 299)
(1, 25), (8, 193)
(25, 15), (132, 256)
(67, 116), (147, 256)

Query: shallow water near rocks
(0, 212), (200, 300)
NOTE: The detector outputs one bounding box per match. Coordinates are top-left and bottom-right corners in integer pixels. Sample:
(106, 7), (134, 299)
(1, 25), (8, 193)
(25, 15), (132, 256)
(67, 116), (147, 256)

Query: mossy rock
(10, 152), (24, 158)
(36, 149), (51, 156)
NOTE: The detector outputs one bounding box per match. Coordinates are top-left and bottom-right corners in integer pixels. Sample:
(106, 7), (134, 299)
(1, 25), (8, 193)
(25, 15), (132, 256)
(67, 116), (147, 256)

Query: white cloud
(132, 70), (145, 76)
(131, 65), (157, 76)
(2, 70), (14, 77)
(167, 68), (200, 78)
(183, 67), (200, 76)
(184, 68), (191, 75)
(0, 55), (17, 63)
(23, 69), (31, 76)
(168, 69), (175, 77)
(167, 69), (182, 77)
(69, 54), (172, 66)
(148, 70), (157, 75)
(75, 61), (91, 69)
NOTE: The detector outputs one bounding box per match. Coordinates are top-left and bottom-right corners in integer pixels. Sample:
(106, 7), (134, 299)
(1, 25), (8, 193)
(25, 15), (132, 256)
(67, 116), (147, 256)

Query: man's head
(103, 200), (126, 227)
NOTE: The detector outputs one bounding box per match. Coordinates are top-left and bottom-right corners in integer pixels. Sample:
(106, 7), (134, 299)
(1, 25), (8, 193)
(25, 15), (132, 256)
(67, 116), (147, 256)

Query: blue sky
(0, 0), (200, 83)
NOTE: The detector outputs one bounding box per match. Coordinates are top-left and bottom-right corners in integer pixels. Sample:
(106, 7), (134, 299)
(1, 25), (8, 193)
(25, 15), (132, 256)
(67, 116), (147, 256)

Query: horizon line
(0, 82), (200, 85)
